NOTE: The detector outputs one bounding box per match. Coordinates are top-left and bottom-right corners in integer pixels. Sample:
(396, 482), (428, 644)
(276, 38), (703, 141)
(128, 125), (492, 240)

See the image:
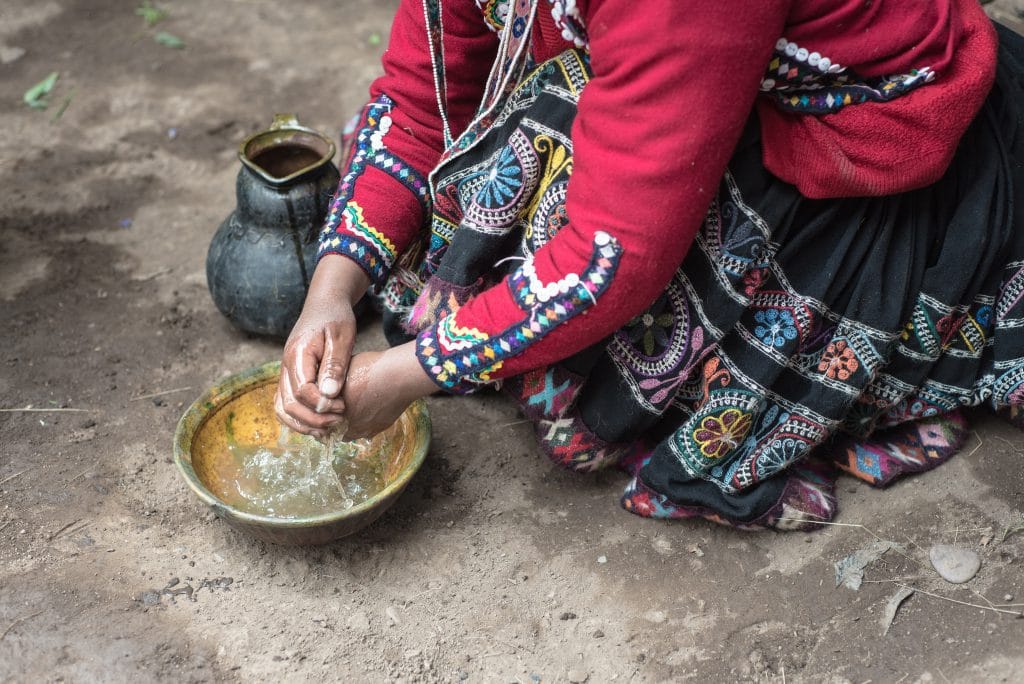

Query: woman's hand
(275, 256), (372, 439)
(340, 342), (438, 440)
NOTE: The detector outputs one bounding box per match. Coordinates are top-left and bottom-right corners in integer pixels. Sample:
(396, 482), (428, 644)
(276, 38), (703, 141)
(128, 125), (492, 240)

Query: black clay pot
(207, 114), (340, 339)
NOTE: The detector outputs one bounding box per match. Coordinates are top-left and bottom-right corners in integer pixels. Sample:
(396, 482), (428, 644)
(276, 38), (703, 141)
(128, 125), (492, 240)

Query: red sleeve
(416, 0), (791, 393)
(318, 0), (498, 287)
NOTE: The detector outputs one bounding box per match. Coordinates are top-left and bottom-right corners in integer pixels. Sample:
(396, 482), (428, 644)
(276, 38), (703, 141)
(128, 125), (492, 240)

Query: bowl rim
(173, 360), (430, 528)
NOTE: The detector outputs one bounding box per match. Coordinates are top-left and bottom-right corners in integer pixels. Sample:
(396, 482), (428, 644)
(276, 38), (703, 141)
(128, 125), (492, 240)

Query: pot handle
(269, 113), (301, 131)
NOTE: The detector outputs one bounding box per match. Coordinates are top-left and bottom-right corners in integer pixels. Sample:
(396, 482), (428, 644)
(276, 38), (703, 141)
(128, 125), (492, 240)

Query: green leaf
(23, 71), (59, 109)
(154, 31), (185, 49)
(136, 1), (167, 27)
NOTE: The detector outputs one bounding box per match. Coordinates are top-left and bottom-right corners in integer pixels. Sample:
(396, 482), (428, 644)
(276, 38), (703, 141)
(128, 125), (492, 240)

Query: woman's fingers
(318, 320), (355, 399)
(277, 366), (346, 433)
(286, 322), (354, 413)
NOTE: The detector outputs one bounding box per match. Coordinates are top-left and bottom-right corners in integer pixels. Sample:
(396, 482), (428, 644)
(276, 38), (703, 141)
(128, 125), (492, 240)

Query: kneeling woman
(276, 0), (1024, 530)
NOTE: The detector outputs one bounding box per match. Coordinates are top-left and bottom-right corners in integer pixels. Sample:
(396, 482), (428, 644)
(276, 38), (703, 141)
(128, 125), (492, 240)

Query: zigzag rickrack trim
(416, 231), (623, 393)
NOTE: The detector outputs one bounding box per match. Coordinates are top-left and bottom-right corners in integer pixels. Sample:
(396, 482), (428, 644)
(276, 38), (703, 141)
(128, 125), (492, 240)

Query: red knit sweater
(320, 0), (997, 392)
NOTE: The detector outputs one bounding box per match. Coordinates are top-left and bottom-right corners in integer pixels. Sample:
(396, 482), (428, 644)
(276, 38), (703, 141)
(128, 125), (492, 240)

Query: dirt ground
(2, 2), (1024, 682)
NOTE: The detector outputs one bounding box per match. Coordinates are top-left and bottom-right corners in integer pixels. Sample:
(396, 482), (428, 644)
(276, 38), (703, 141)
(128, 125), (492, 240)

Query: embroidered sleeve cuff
(317, 94), (432, 288)
(414, 231), (623, 394)
(318, 198), (399, 287)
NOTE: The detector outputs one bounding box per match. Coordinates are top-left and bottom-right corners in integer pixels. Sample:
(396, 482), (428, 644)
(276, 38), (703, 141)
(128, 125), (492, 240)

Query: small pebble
(0, 46), (26, 64)
(1004, 594), (1014, 602)
(643, 610), (667, 624)
(592, 629), (605, 638)
(596, 555), (607, 564)
(929, 544), (981, 584)
(567, 669), (589, 683)
(559, 611), (577, 620)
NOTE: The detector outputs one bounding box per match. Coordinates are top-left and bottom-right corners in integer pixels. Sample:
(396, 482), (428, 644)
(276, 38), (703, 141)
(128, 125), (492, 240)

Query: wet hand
(275, 256), (371, 439)
(340, 343), (438, 440)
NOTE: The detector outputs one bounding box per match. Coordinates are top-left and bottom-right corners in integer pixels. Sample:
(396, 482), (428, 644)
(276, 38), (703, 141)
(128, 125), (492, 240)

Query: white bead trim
(369, 115), (393, 152)
(773, 37), (846, 75)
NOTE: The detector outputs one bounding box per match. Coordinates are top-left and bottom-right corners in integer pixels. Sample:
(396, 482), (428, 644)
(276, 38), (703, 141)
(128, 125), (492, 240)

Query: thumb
(317, 326), (350, 398)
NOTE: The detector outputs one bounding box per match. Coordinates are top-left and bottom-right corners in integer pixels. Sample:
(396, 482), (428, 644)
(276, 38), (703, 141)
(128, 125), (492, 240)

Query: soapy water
(228, 428), (385, 518)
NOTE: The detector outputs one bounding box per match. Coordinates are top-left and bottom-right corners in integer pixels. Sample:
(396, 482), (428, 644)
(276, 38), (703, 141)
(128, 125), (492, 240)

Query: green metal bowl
(173, 361), (431, 545)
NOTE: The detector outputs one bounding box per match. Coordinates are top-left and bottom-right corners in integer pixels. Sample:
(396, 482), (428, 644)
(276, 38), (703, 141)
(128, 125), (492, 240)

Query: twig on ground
(499, 419), (531, 428)
(130, 267), (171, 282)
(989, 435), (1022, 452)
(0, 611), (44, 641)
(776, 518), (924, 568)
(0, 470), (30, 486)
(65, 467), (94, 486)
(893, 583), (1023, 618)
(129, 387), (192, 402)
(964, 430), (984, 458)
(47, 519), (82, 541)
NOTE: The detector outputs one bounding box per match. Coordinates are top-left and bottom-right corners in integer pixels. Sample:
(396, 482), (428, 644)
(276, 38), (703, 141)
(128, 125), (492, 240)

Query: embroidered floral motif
(693, 408), (754, 460)
(761, 37), (936, 114)
(548, 0), (588, 49)
(742, 267), (768, 298)
(475, 0), (511, 32)
(753, 308), (798, 348)
(478, 146), (524, 208)
(416, 231), (622, 392)
(628, 295), (676, 357)
(818, 339), (860, 380)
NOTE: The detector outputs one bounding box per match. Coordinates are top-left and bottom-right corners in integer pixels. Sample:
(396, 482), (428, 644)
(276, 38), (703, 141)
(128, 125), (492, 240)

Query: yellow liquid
(227, 432), (384, 518)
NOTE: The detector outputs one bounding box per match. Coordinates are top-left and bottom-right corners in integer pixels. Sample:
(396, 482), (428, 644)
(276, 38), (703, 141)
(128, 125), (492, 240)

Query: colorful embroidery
(319, 202), (395, 284)
(319, 95), (428, 285)
(753, 308), (798, 348)
(818, 339), (860, 381)
(761, 37), (936, 114)
(829, 411), (967, 487)
(693, 408), (753, 460)
(475, 0), (511, 32)
(415, 231), (622, 392)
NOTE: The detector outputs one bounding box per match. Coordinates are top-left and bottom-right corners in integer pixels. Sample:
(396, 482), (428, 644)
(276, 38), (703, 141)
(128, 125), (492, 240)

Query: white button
(775, 38), (788, 51)
(785, 42), (798, 57)
(537, 289), (550, 303)
(795, 47), (808, 61)
(594, 231), (610, 246)
(808, 52), (820, 67)
(818, 57), (831, 72)
(565, 273), (580, 287)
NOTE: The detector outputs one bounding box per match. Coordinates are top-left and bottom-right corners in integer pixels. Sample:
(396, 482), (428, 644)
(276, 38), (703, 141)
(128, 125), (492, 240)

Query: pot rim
(238, 114), (337, 188)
